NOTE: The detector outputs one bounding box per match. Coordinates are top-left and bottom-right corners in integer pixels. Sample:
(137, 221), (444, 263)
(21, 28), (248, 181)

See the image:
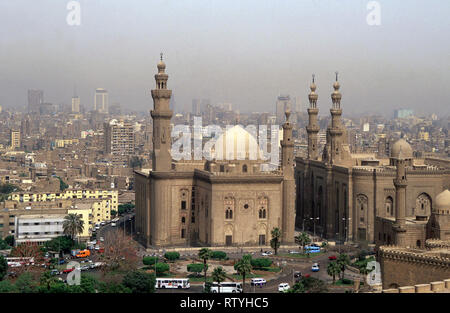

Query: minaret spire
(306, 74), (320, 160)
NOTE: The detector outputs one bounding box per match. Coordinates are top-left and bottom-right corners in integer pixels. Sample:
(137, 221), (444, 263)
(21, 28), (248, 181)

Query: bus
(155, 278), (190, 289)
(208, 282), (243, 293)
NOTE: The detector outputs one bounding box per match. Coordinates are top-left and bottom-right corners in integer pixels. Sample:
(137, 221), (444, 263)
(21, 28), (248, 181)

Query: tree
(164, 252), (180, 261)
(122, 270), (155, 293)
(211, 266), (227, 293)
(337, 254), (351, 280)
(0, 280), (16, 293)
(39, 271), (60, 292)
(198, 248), (212, 286)
(44, 236), (74, 254)
(187, 263), (207, 277)
(0, 255), (7, 280)
(10, 242), (45, 275)
(4, 235), (14, 247)
(294, 232), (311, 254)
(250, 258), (272, 269)
(15, 272), (38, 293)
(234, 255), (252, 293)
(270, 227), (282, 255)
(288, 276), (328, 293)
(211, 251), (227, 260)
(327, 261), (341, 283)
(111, 210), (117, 217)
(153, 262), (170, 275)
(99, 230), (139, 273)
(62, 213), (84, 241)
(0, 238), (9, 250)
(142, 256), (158, 266)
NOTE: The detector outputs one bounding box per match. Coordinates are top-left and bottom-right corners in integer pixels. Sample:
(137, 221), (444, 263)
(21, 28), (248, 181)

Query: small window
(181, 217), (185, 224)
(181, 229), (186, 238)
(181, 201), (186, 210)
(244, 204), (249, 209)
(242, 164), (248, 173)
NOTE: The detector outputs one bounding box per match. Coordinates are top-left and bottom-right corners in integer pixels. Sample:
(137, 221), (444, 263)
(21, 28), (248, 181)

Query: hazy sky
(0, 0), (449, 117)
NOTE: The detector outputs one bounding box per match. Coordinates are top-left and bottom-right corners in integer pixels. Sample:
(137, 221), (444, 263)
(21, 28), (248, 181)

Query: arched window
(416, 240), (421, 247)
(242, 164), (248, 173)
(416, 193), (431, 215)
(259, 208), (266, 219)
(385, 197), (393, 215)
(181, 217), (185, 224)
(225, 208), (233, 220)
(220, 165), (225, 172)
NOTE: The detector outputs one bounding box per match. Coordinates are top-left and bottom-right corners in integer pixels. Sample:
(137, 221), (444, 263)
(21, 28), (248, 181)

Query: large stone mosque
(135, 57), (295, 248)
(135, 57), (450, 252)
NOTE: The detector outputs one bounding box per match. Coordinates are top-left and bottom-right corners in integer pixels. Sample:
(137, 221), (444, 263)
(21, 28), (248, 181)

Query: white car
(278, 283), (290, 292)
(99, 237), (104, 242)
(311, 263), (320, 272)
(95, 225), (100, 230)
(250, 278), (267, 287)
(80, 265), (90, 271)
(100, 222), (106, 226)
(289, 250), (301, 254)
(111, 222), (116, 227)
(261, 251), (273, 256)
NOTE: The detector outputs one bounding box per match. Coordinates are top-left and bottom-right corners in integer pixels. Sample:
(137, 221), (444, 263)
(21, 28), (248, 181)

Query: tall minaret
(151, 53), (173, 171)
(322, 72), (351, 165)
(393, 156), (408, 245)
(306, 74), (319, 160)
(281, 110), (295, 243)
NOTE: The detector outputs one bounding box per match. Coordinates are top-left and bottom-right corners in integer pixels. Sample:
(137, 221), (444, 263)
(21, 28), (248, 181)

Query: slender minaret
(281, 110), (295, 243)
(322, 72), (351, 165)
(151, 53), (173, 171)
(393, 155), (408, 245)
(306, 74), (319, 160)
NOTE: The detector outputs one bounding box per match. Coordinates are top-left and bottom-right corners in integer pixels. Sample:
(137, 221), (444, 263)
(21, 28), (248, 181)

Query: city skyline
(0, 0), (449, 117)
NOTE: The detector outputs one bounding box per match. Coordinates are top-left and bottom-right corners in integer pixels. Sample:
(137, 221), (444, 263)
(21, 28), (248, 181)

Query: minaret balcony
(394, 179), (408, 188)
(151, 89), (172, 99)
(306, 125), (320, 133)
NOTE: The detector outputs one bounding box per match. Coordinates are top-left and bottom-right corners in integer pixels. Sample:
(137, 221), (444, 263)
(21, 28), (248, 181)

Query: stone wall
(382, 278), (450, 293)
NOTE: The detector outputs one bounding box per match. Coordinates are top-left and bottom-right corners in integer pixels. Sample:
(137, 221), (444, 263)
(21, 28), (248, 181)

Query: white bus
(155, 278), (190, 289)
(208, 282), (243, 293)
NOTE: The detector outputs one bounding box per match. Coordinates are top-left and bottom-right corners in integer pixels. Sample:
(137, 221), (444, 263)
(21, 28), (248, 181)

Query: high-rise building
(94, 88), (108, 113)
(104, 119), (135, 157)
(10, 129), (21, 150)
(394, 109), (414, 119)
(192, 99), (201, 116)
(72, 96), (80, 113)
(276, 95), (291, 125)
(28, 89), (44, 113)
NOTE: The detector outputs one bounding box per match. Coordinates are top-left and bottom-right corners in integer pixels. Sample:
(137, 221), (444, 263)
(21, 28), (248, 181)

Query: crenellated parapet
(379, 245), (450, 267)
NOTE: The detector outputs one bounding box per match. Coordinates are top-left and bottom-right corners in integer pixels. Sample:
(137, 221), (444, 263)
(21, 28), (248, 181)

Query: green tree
(187, 263), (207, 277)
(0, 238), (9, 250)
(39, 271), (60, 292)
(250, 258), (272, 269)
(234, 254), (252, 293)
(111, 209), (117, 217)
(288, 276), (328, 293)
(44, 236), (74, 254)
(211, 251), (227, 260)
(337, 254), (351, 280)
(153, 262), (170, 275)
(0, 280), (16, 293)
(270, 227), (282, 255)
(327, 261), (341, 283)
(122, 270), (155, 293)
(294, 232), (311, 254)
(62, 213), (84, 241)
(0, 255), (7, 280)
(143, 256), (158, 266)
(4, 235), (14, 247)
(99, 282), (132, 293)
(15, 272), (38, 293)
(211, 266), (227, 293)
(198, 248), (212, 286)
(164, 251), (180, 261)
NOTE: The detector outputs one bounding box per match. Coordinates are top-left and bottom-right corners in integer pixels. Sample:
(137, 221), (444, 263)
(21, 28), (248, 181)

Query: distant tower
(151, 54), (173, 171)
(72, 85), (80, 113)
(281, 110), (296, 243)
(94, 88), (108, 113)
(306, 74), (320, 160)
(322, 73), (351, 165)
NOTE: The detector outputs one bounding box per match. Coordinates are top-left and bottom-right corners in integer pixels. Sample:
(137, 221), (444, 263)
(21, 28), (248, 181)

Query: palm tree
(198, 248), (212, 286)
(337, 253), (351, 280)
(327, 261), (341, 284)
(294, 232), (311, 254)
(211, 266), (227, 293)
(62, 213), (84, 242)
(234, 255), (252, 293)
(270, 227), (282, 255)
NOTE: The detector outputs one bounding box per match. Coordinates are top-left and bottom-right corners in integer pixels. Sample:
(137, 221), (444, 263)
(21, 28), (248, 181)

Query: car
(62, 268), (75, 274)
(94, 245), (100, 250)
(294, 271), (302, 278)
(278, 283), (290, 292)
(304, 274), (311, 278)
(289, 250), (301, 254)
(50, 269), (60, 275)
(311, 263), (320, 272)
(58, 259), (66, 265)
(95, 226), (100, 230)
(99, 237), (104, 242)
(261, 251), (273, 256)
(250, 278), (267, 287)
(111, 222), (116, 227)
(80, 265), (90, 271)
(328, 255), (337, 260)
(100, 221), (106, 226)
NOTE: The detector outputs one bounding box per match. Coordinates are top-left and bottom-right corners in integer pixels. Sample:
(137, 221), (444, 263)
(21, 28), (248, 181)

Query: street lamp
(310, 217), (319, 241)
(342, 217), (351, 243)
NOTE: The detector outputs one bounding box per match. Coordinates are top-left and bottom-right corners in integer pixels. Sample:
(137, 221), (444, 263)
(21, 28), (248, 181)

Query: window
(181, 201), (186, 210)
(225, 208), (233, 220)
(181, 229), (186, 239)
(244, 204), (249, 209)
(259, 209), (266, 219)
(242, 164), (248, 173)
(181, 217), (185, 224)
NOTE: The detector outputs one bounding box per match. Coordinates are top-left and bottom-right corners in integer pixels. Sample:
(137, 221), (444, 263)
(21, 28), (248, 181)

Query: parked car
(294, 271), (302, 280)
(278, 283), (290, 292)
(62, 268), (74, 274)
(261, 251), (273, 256)
(250, 278), (267, 287)
(311, 263), (320, 272)
(80, 265), (90, 271)
(111, 222), (117, 227)
(50, 269), (60, 275)
(289, 250), (301, 254)
(95, 225), (100, 230)
(100, 221), (106, 226)
(328, 255), (337, 260)
(99, 237), (104, 242)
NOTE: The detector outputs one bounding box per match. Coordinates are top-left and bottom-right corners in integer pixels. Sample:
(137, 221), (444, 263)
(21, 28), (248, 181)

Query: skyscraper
(27, 89), (43, 113)
(94, 88), (108, 113)
(72, 96), (80, 113)
(10, 129), (21, 150)
(276, 95), (291, 125)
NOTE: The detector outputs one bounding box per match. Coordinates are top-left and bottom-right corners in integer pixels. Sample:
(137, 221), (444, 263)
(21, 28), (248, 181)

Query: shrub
(250, 258), (272, 268)
(358, 250), (368, 261)
(187, 263), (207, 276)
(211, 251), (227, 260)
(143, 256), (158, 266)
(164, 252), (180, 261)
(123, 270), (155, 293)
(153, 262), (170, 274)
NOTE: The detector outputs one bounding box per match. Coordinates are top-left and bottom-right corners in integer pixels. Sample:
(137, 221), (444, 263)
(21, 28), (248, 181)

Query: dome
(436, 190), (450, 210)
(390, 139), (413, 159)
(211, 125), (263, 161)
(157, 60), (166, 71)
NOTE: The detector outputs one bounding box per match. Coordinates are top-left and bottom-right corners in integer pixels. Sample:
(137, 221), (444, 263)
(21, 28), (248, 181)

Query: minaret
(322, 72), (351, 165)
(393, 156), (408, 245)
(150, 53), (173, 171)
(281, 110), (295, 243)
(306, 74), (319, 160)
